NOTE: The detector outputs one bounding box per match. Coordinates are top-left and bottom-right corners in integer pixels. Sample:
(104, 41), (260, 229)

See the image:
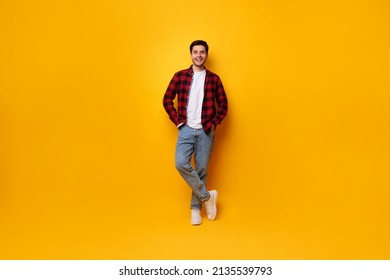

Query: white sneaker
(205, 190), (218, 220)
(191, 209), (202, 225)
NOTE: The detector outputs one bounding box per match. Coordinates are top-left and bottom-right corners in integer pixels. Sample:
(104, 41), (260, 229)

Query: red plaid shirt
(163, 66), (228, 133)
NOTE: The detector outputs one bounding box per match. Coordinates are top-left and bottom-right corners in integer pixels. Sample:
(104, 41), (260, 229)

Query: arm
(212, 78), (228, 127)
(162, 73), (181, 126)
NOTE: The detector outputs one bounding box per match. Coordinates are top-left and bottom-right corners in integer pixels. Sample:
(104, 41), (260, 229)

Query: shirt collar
(188, 65), (207, 75)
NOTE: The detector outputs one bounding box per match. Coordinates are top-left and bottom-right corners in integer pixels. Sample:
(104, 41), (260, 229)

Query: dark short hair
(190, 40), (209, 54)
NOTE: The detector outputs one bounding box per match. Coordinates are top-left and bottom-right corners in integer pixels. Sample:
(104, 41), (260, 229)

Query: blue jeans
(175, 125), (215, 210)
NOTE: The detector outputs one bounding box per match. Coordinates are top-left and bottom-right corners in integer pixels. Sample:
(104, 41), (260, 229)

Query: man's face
(191, 45), (208, 68)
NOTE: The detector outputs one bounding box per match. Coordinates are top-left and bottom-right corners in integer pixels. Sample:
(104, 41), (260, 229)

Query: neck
(192, 65), (205, 72)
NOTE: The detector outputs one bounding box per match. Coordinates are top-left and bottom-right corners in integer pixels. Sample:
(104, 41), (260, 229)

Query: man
(163, 40), (228, 225)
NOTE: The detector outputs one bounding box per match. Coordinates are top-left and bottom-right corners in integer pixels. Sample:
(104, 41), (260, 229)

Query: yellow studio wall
(0, 0), (389, 259)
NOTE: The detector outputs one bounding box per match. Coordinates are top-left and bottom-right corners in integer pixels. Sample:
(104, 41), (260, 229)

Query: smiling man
(163, 40), (228, 225)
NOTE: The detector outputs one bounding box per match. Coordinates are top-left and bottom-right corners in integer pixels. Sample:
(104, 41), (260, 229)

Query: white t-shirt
(187, 70), (206, 129)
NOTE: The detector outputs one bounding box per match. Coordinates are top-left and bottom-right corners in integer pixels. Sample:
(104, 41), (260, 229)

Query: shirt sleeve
(212, 77), (228, 126)
(163, 73), (180, 126)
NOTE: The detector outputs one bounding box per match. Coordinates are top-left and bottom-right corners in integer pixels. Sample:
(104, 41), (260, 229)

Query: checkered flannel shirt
(163, 66), (228, 133)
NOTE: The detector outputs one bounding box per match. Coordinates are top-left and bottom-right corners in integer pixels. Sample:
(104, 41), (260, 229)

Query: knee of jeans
(175, 158), (185, 171)
(175, 158), (189, 173)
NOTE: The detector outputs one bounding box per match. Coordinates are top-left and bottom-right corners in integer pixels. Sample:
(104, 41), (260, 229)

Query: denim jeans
(175, 125), (215, 210)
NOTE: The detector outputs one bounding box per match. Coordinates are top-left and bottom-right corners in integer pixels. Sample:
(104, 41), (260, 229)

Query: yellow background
(1, 0), (389, 259)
